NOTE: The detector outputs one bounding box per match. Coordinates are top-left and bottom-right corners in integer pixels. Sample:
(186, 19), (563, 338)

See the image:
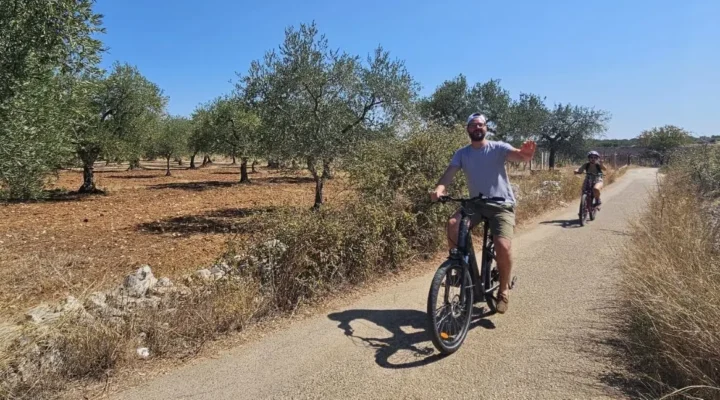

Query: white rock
(209, 266), (226, 280)
(123, 265), (158, 298)
(194, 269), (212, 281)
(156, 277), (173, 287)
(136, 347), (150, 359)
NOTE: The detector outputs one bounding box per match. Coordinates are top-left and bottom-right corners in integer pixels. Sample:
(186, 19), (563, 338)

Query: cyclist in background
(574, 150), (605, 208)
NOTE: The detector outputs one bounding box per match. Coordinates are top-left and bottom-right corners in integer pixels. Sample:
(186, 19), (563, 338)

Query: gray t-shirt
(449, 141), (516, 204)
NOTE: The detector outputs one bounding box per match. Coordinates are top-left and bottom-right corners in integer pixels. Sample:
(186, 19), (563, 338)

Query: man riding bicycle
(574, 150), (605, 207)
(430, 113), (536, 314)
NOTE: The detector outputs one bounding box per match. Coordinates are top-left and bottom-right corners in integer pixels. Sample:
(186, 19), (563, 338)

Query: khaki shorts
(464, 201), (516, 240)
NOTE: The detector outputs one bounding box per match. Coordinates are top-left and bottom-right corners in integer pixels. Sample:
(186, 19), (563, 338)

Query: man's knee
(495, 237), (512, 255)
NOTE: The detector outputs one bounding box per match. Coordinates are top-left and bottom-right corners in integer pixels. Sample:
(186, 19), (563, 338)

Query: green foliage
(188, 102), (218, 167)
(418, 75), (512, 135)
(0, 0), (104, 199)
(150, 115), (192, 175)
(238, 21), (418, 206)
(638, 125), (693, 165)
(0, 0), (104, 105)
(418, 74), (474, 127)
(347, 123), (467, 204)
(504, 93), (549, 146)
(0, 75), (75, 199)
(212, 97), (260, 154)
(72, 62), (167, 191)
(232, 125), (467, 310)
(538, 103), (610, 168)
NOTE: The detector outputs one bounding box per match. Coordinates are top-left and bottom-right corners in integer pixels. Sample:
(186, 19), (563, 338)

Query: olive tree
(188, 103), (217, 169)
(0, 0), (104, 199)
(538, 104), (610, 169)
(151, 115), (191, 176)
(240, 22), (418, 208)
(71, 63), (166, 192)
(638, 125), (693, 165)
(211, 96), (261, 183)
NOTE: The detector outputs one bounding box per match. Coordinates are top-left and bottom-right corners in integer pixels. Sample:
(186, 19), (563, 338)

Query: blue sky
(95, 0), (719, 139)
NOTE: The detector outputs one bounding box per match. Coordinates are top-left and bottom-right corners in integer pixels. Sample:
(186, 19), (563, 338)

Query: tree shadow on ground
(107, 174), (160, 179)
(147, 180), (237, 192)
(136, 206), (276, 236)
(211, 171), (241, 175)
(1, 189), (105, 204)
(539, 219), (581, 228)
(254, 176), (315, 184)
(327, 307), (495, 369)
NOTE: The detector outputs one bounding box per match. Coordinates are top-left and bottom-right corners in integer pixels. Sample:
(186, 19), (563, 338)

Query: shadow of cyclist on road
(327, 307), (495, 369)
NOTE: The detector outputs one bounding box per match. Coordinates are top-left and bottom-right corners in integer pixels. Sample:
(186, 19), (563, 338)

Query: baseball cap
(466, 113), (487, 126)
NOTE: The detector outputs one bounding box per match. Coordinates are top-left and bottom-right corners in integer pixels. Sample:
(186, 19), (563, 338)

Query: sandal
(496, 291), (509, 314)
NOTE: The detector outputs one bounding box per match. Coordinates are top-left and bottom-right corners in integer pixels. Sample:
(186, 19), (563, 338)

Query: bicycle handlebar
(438, 194), (507, 204)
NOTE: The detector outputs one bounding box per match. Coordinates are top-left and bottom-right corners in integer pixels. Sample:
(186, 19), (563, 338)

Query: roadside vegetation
(620, 143), (720, 399)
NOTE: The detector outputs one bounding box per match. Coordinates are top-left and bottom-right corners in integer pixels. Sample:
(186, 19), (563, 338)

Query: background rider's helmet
(587, 150), (600, 158)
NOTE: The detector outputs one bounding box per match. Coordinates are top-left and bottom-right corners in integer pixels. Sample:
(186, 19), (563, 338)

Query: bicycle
(577, 172), (601, 226)
(426, 195), (517, 355)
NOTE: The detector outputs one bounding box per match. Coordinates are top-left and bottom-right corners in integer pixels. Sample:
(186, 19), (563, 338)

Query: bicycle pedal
(510, 276), (518, 289)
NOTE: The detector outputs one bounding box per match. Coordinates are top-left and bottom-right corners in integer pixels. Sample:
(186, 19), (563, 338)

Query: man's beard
(469, 131), (485, 142)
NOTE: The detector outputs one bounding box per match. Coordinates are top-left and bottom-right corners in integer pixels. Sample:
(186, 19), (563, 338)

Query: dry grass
(0, 278), (266, 399)
(620, 164), (720, 398)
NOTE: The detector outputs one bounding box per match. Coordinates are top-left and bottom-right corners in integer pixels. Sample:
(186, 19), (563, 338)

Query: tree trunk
(322, 159), (333, 180)
(175, 157), (183, 166)
(307, 157), (324, 209)
(291, 159), (298, 170)
(165, 157), (172, 176)
(240, 157), (250, 184)
(189, 153), (197, 169)
(251, 160), (258, 173)
(548, 148), (557, 170)
(202, 155), (212, 167)
(128, 158), (140, 171)
(78, 154), (101, 193)
(231, 154), (237, 165)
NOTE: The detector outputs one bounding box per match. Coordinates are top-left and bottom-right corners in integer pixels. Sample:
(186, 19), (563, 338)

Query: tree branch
(341, 95), (382, 134)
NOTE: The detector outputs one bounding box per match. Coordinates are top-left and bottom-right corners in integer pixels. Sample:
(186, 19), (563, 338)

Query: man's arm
(505, 140), (537, 163)
(431, 165), (460, 201)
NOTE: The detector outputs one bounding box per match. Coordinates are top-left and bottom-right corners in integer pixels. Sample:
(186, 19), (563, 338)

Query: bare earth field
(0, 160), (350, 316)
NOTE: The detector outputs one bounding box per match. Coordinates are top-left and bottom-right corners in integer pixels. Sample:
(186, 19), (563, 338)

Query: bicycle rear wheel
(589, 195), (597, 221)
(427, 260), (473, 355)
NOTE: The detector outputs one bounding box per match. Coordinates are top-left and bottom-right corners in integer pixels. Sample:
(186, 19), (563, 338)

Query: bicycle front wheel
(579, 193), (588, 226)
(427, 260), (474, 355)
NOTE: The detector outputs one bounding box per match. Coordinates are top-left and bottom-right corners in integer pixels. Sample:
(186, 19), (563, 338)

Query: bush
(620, 148), (720, 398)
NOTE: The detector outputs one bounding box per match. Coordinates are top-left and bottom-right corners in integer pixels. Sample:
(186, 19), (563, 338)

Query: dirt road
(113, 168), (656, 400)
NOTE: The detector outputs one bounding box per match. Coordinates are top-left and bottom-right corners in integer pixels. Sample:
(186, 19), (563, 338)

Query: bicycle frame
(446, 200), (496, 304)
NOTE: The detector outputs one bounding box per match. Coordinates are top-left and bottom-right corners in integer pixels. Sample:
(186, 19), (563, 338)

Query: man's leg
(446, 210), (464, 251)
(488, 204), (515, 314)
(495, 236), (512, 294)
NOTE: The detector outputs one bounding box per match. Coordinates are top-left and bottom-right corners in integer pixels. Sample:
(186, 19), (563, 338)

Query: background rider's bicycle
(427, 195), (516, 355)
(578, 172), (601, 226)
